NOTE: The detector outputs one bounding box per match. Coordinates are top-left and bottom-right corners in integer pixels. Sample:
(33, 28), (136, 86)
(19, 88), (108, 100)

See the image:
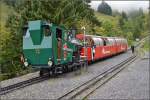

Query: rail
(0, 36), (147, 96)
(57, 55), (137, 100)
(0, 75), (49, 95)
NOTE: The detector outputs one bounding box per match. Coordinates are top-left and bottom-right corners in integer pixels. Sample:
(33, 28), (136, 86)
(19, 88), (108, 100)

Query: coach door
(56, 28), (63, 63)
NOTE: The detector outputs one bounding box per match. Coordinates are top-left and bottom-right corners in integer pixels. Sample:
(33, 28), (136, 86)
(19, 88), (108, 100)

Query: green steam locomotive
(22, 20), (84, 76)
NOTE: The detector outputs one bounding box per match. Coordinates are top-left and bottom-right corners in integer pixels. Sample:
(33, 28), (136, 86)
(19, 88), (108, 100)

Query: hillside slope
(95, 11), (117, 23)
(93, 11), (121, 37)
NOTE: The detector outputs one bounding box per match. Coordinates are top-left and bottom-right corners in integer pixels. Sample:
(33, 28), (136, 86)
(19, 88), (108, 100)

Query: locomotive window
(56, 28), (62, 39)
(67, 31), (72, 41)
(44, 25), (51, 36)
(23, 28), (30, 38)
(23, 26), (28, 36)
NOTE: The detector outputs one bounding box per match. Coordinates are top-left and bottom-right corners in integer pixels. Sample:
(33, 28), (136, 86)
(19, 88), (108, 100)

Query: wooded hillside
(0, 0), (149, 80)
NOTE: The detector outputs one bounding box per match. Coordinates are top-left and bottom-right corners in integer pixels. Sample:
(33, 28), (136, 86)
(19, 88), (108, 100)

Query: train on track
(21, 20), (128, 76)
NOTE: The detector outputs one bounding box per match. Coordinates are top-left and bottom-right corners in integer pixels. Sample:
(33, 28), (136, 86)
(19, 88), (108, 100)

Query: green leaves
(30, 0), (99, 28)
(0, 0), (100, 79)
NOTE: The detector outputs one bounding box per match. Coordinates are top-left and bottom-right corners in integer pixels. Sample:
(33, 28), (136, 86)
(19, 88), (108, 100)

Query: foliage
(1, 0), (18, 7)
(121, 11), (128, 21)
(94, 12), (122, 37)
(14, 0), (100, 28)
(128, 8), (144, 19)
(0, 1), (14, 25)
(97, 1), (112, 15)
(112, 10), (121, 17)
(127, 9), (146, 40)
(0, 0), (100, 79)
(0, 24), (23, 74)
(118, 11), (128, 30)
(0, 2), (22, 77)
(94, 8), (148, 46)
(143, 38), (149, 51)
(0, 0), (148, 80)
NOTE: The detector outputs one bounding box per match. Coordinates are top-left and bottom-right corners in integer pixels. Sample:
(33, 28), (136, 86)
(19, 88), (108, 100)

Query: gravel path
(1, 51), (133, 99)
(88, 53), (149, 99)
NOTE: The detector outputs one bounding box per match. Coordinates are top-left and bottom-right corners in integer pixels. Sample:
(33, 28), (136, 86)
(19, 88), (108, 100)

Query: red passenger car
(76, 34), (128, 62)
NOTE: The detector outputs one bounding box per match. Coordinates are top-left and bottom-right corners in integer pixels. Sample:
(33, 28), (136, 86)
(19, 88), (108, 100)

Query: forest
(0, 0), (149, 80)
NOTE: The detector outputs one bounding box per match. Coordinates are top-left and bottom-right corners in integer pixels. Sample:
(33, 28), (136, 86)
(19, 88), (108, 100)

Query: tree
(121, 11), (128, 21)
(14, 0), (100, 28)
(1, 0), (100, 76)
(128, 8), (144, 19)
(118, 11), (128, 29)
(97, 0), (112, 15)
(112, 10), (121, 17)
(119, 16), (124, 29)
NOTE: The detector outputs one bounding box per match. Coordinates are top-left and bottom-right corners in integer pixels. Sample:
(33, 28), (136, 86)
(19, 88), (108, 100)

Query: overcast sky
(90, 1), (149, 13)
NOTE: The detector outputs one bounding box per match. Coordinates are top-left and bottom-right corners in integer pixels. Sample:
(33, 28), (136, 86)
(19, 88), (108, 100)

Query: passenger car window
(103, 40), (106, 46)
(99, 39), (103, 46)
(103, 39), (109, 46)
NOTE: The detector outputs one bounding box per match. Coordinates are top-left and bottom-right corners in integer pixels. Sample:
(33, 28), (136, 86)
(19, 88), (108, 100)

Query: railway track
(0, 55), (136, 97)
(57, 55), (137, 100)
(0, 55), (137, 97)
(0, 75), (49, 95)
(0, 35), (146, 97)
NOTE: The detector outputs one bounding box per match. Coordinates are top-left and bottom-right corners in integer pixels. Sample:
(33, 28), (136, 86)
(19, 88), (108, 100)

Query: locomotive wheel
(62, 65), (68, 73)
(51, 67), (57, 76)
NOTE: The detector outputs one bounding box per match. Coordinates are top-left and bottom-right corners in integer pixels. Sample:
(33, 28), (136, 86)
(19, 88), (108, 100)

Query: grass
(143, 38), (149, 51)
(0, 67), (34, 81)
(94, 11), (118, 24)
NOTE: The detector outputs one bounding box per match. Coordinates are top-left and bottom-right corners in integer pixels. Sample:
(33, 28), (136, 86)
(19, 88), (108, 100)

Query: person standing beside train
(131, 45), (135, 54)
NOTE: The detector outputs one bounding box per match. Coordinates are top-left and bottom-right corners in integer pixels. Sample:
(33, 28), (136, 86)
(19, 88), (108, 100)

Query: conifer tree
(97, 0), (112, 15)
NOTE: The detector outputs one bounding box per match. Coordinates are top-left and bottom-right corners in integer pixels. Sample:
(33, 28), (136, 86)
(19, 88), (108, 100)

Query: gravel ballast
(88, 53), (149, 99)
(1, 51), (134, 99)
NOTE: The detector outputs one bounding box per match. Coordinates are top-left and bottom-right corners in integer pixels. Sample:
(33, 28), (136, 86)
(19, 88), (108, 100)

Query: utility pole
(81, 26), (86, 59)
(148, 2), (150, 57)
(81, 26), (88, 69)
(81, 26), (87, 68)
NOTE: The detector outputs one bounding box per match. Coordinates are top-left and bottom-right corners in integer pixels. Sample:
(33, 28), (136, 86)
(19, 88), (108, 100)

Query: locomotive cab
(23, 20), (53, 68)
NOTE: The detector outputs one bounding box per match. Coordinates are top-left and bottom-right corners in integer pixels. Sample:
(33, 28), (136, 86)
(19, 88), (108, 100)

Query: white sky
(90, 1), (149, 13)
